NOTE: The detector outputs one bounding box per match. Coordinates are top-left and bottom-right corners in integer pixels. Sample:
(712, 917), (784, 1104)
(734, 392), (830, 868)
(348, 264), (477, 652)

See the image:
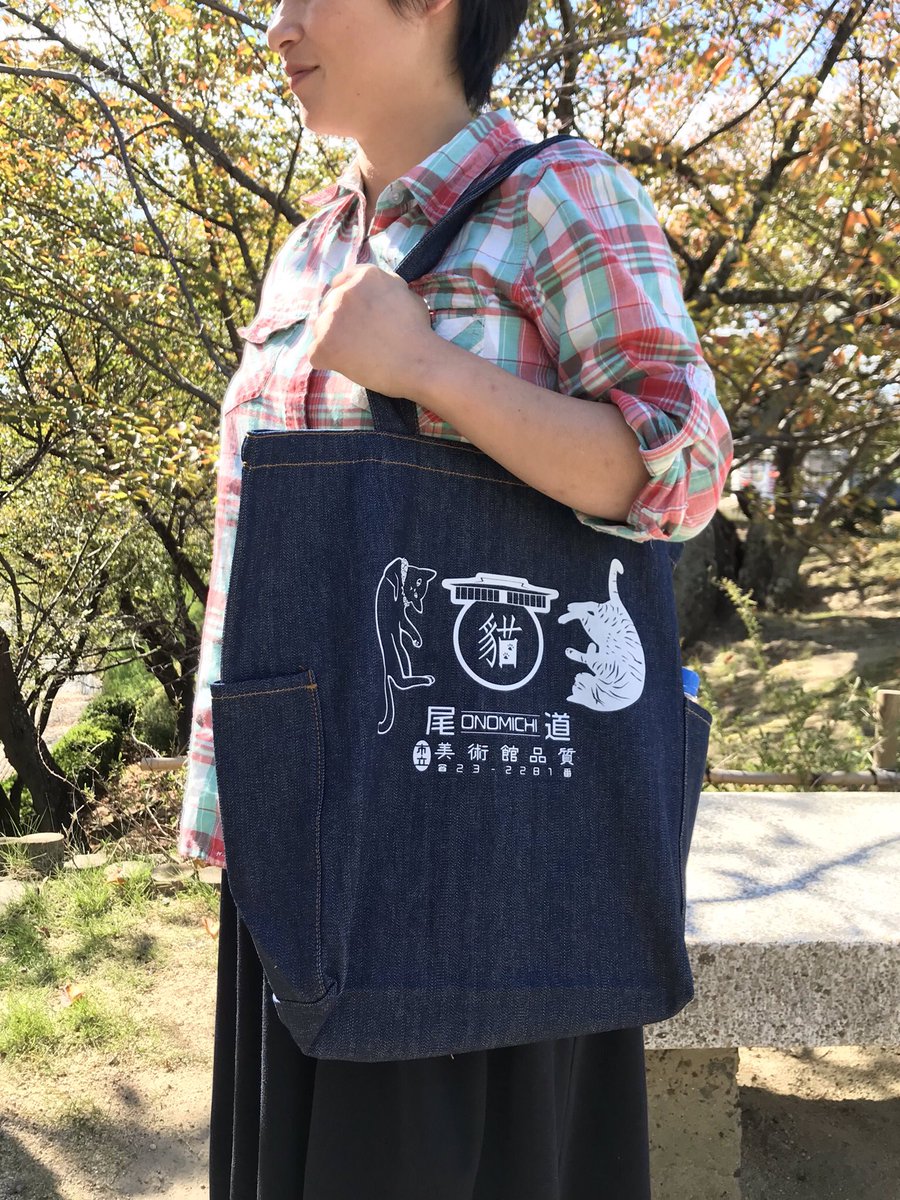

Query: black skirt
(210, 869), (652, 1200)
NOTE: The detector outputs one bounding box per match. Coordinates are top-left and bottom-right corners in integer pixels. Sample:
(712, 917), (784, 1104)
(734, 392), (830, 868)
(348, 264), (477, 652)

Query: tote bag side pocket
(210, 668), (337, 1023)
(679, 694), (712, 922)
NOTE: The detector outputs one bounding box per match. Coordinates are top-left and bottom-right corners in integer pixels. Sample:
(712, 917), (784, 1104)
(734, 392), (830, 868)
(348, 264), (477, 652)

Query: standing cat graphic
(375, 556), (437, 734)
(558, 558), (646, 712)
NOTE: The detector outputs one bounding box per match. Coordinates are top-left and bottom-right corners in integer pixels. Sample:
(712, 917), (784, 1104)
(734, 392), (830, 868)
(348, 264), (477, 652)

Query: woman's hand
(308, 263), (436, 399)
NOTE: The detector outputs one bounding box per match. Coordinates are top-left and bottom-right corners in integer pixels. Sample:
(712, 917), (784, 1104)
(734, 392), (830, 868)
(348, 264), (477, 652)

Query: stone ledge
(645, 941), (898, 1049)
(645, 791), (900, 1051)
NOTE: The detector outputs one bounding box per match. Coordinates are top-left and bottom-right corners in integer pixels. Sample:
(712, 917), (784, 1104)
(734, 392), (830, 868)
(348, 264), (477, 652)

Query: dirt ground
(738, 1045), (900, 1199)
(0, 905), (219, 1200)
(0, 901), (897, 1200)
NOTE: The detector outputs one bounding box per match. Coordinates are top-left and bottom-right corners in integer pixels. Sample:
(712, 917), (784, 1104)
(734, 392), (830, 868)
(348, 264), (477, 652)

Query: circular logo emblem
(413, 740), (431, 771)
(441, 572), (559, 691)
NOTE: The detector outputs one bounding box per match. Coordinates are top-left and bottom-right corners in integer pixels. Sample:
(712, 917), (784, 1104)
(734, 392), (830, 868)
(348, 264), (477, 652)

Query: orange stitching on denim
(246, 459), (528, 487)
(214, 683), (317, 700)
(249, 430), (486, 455)
(685, 704), (713, 731)
(306, 672), (327, 996)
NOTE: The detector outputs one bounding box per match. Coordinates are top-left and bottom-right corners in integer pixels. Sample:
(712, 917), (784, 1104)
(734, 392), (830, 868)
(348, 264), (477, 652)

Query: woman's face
(266, 0), (453, 141)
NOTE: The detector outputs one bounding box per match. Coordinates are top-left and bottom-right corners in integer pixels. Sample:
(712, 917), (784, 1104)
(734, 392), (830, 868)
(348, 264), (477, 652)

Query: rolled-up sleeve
(513, 154), (733, 541)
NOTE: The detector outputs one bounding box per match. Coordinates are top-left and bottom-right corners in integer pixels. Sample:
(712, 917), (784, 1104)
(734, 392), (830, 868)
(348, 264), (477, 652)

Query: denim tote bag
(209, 133), (713, 1062)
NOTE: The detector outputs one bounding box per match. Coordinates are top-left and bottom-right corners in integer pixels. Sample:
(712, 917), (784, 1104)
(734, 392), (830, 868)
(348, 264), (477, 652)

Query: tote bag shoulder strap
(395, 131), (578, 284)
(367, 131), (579, 436)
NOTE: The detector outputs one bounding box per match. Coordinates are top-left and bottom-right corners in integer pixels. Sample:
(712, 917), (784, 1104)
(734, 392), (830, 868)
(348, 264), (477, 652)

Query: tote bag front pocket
(210, 668), (334, 1007)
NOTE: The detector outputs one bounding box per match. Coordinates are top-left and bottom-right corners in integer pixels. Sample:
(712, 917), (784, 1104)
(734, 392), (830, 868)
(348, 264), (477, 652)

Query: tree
(498, 0), (897, 607)
(1, 0), (310, 826)
(0, 0), (896, 838)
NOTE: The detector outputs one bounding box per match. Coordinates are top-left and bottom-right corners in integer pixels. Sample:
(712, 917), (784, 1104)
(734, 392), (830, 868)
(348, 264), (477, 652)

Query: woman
(178, 0), (734, 1196)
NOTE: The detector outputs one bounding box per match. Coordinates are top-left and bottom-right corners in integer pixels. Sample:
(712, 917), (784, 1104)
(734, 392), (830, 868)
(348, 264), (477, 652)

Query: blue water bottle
(681, 667), (700, 699)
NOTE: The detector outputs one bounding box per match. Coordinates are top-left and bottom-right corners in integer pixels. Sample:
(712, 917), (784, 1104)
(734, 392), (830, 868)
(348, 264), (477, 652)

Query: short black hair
(388, 0), (528, 112)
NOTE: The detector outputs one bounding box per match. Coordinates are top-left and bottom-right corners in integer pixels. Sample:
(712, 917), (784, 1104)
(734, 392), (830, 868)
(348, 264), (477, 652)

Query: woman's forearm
(401, 333), (651, 524)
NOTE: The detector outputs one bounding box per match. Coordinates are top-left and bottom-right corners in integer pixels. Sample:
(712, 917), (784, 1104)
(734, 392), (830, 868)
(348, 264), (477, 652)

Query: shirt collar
(298, 106), (529, 231)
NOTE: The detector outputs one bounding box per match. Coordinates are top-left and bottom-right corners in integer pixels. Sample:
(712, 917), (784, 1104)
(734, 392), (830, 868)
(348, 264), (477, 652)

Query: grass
(0, 840), (38, 878)
(687, 514), (899, 784)
(57, 1095), (110, 1134)
(0, 855), (219, 1063)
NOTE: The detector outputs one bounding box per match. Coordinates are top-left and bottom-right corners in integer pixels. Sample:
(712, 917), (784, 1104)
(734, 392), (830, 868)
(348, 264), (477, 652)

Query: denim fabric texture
(209, 136), (712, 1062)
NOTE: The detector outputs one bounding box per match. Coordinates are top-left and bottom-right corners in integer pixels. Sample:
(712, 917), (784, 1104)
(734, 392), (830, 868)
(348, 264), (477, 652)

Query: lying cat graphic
(558, 558), (646, 712)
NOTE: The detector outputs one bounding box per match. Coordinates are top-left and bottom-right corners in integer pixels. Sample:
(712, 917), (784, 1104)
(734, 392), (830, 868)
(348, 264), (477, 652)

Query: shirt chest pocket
(410, 270), (490, 355)
(408, 268), (549, 380)
(221, 302), (317, 416)
(405, 269), (554, 412)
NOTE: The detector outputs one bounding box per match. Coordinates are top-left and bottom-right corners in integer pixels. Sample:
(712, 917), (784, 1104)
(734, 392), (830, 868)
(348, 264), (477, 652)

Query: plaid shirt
(177, 104), (733, 867)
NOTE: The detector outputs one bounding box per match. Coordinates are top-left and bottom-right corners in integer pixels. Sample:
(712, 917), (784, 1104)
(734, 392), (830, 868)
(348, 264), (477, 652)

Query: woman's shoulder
(499, 133), (623, 189)
(497, 134), (651, 223)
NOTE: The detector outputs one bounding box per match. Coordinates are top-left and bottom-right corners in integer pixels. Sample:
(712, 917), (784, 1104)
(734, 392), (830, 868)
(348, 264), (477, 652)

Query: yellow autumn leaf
(163, 2), (192, 21)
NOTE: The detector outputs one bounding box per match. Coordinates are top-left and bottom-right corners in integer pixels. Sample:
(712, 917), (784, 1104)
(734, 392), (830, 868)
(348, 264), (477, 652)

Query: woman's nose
(266, 7), (298, 55)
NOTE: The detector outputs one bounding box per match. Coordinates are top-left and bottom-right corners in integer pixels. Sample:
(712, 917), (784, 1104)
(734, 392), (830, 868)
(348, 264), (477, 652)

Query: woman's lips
(289, 67), (318, 85)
